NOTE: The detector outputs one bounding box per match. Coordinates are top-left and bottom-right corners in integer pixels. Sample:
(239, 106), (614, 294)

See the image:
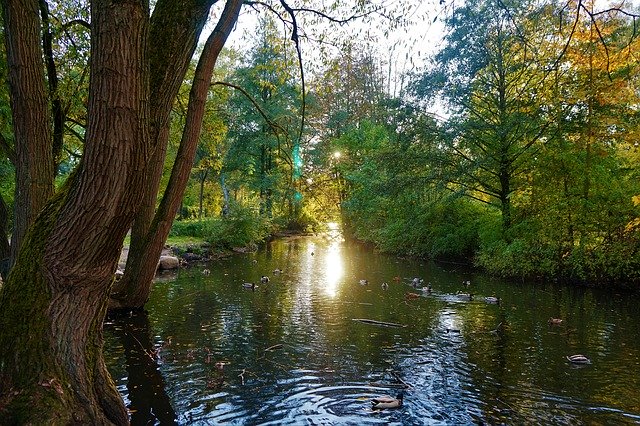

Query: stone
(158, 255), (180, 270)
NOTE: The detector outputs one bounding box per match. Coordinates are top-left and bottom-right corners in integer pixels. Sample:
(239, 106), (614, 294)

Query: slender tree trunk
(2, 0), (55, 269)
(38, 0), (65, 169)
(199, 169), (208, 218)
(126, 0), (215, 283)
(111, 0), (243, 309)
(221, 173), (230, 216)
(0, 1), (149, 423)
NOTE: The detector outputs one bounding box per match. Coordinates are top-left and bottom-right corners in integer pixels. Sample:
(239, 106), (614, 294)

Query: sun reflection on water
(323, 241), (343, 298)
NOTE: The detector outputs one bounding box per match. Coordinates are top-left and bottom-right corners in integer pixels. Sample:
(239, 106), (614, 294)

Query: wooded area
(0, 0), (639, 423)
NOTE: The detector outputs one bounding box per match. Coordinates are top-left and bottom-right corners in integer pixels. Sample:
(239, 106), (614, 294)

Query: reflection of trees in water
(108, 310), (177, 425)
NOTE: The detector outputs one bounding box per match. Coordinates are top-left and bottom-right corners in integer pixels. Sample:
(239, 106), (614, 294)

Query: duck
(420, 284), (432, 294)
(566, 354), (591, 364)
(371, 392), (403, 410)
(548, 318), (563, 325)
(381, 282), (389, 290)
(260, 275), (270, 283)
(463, 280), (471, 287)
(405, 292), (421, 299)
(359, 279), (369, 285)
(484, 296), (500, 304)
(273, 268), (283, 275)
(411, 277), (423, 288)
(202, 268), (211, 275)
(242, 282), (256, 290)
(457, 292), (473, 301)
(393, 276), (401, 282)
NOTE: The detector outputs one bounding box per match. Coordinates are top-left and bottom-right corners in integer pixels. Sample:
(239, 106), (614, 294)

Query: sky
(211, 1), (447, 97)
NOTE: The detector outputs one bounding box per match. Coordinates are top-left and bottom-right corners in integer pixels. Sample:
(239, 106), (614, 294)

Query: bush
(170, 205), (273, 250)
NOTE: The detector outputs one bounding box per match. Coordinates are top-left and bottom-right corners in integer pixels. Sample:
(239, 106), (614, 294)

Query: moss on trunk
(0, 188), (128, 424)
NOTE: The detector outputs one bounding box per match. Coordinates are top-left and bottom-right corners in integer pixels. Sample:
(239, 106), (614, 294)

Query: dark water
(104, 228), (640, 425)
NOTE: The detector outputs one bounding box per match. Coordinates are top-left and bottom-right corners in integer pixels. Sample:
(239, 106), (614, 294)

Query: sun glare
(323, 241), (343, 298)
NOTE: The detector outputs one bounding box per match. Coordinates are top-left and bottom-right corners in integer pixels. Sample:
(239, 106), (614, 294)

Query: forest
(0, 0), (639, 423)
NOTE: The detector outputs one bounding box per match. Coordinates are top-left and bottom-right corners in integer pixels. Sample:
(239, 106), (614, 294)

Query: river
(104, 228), (640, 425)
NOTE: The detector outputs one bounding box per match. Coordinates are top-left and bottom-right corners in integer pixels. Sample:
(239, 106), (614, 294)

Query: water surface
(104, 230), (640, 425)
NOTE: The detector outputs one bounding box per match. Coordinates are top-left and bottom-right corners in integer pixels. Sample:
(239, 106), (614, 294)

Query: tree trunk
(0, 1), (149, 423)
(111, 0), (243, 309)
(221, 173), (230, 217)
(199, 168), (208, 218)
(2, 0), (55, 269)
(0, 194), (10, 280)
(127, 0), (216, 270)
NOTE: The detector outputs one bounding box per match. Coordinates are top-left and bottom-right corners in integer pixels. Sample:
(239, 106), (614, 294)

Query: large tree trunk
(112, 0), (243, 309)
(2, 0), (55, 268)
(0, 1), (149, 423)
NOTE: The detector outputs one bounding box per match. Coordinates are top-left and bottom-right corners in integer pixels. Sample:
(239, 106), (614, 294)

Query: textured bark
(127, 0), (216, 263)
(0, 0), (149, 423)
(2, 0), (55, 268)
(0, 194), (10, 280)
(112, 0), (243, 309)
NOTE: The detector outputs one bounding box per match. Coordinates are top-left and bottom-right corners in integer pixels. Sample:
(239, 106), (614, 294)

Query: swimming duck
(393, 276), (401, 282)
(566, 354), (591, 364)
(260, 276), (270, 283)
(411, 277), (424, 288)
(457, 292), (473, 301)
(359, 279), (369, 285)
(273, 268), (282, 274)
(420, 284), (432, 294)
(484, 296), (500, 304)
(202, 269), (211, 275)
(463, 280), (471, 287)
(242, 282), (256, 290)
(381, 282), (389, 290)
(371, 392), (403, 410)
(548, 318), (563, 325)
(405, 292), (421, 299)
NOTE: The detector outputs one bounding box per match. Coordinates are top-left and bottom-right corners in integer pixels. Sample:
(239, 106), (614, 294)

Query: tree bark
(0, 0), (149, 423)
(112, 0), (243, 309)
(2, 0), (55, 268)
(127, 0), (216, 258)
(0, 194), (10, 280)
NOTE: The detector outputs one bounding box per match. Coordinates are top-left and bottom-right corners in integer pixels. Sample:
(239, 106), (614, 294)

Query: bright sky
(211, 1), (446, 96)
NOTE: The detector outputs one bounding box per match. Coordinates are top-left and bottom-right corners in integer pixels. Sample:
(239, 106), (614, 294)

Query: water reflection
(323, 239), (344, 298)
(104, 232), (640, 425)
(104, 310), (177, 425)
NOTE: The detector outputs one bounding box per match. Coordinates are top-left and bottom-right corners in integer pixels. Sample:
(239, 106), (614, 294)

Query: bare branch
(553, 0), (583, 69)
(61, 18), (91, 31)
(279, 0), (306, 149)
(289, 6), (382, 24)
(211, 81), (287, 136)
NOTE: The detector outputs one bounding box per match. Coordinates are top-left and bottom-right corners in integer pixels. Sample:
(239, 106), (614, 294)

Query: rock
(158, 255), (180, 270)
(182, 252), (203, 263)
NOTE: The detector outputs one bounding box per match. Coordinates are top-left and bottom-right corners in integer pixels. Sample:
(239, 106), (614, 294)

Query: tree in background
(221, 15), (307, 226)
(414, 0), (549, 232)
(502, 0), (640, 282)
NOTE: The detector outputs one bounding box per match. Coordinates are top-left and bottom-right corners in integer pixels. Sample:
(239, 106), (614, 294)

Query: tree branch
(279, 0), (306, 157)
(212, 81), (287, 136)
